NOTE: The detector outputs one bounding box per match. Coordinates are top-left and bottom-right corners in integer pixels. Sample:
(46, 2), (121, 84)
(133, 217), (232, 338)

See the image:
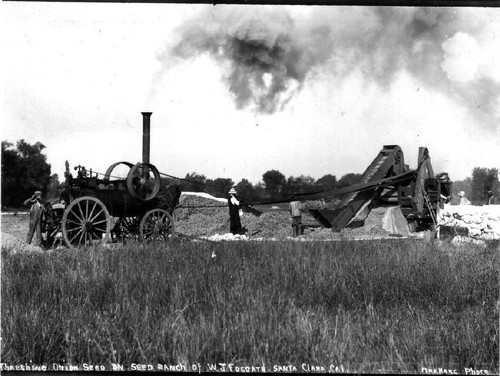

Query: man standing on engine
(24, 190), (44, 246)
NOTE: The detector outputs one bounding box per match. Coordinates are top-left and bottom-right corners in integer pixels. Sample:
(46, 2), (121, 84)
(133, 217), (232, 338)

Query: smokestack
(141, 112), (152, 165)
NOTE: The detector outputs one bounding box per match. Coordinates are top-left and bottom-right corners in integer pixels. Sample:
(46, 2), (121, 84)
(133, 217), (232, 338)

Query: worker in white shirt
(458, 191), (471, 205)
(289, 200), (304, 237)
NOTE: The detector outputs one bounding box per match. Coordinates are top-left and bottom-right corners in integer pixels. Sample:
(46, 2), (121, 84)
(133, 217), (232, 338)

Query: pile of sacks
(437, 204), (500, 240)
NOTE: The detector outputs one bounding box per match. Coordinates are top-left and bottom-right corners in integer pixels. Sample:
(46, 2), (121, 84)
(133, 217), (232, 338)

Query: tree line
(2, 140), (53, 209)
(178, 170), (363, 203)
(1, 139), (499, 209)
(452, 168), (500, 205)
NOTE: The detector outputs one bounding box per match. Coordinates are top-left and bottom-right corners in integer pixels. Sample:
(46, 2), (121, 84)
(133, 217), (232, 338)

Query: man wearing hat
(23, 190), (44, 246)
(458, 191), (471, 205)
(228, 187), (243, 235)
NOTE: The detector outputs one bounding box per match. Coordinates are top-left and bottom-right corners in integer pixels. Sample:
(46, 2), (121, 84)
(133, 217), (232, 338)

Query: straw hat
(458, 191), (465, 198)
(228, 187), (237, 195)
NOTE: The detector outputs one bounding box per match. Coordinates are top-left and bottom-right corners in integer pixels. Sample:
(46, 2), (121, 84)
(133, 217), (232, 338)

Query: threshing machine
(306, 145), (452, 232)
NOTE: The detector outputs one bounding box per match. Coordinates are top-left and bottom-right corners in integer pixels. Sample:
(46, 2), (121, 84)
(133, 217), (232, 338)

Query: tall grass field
(1, 239), (498, 374)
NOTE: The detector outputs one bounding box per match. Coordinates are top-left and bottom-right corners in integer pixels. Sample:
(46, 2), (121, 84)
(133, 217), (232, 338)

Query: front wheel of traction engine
(62, 196), (112, 249)
(139, 209), (175, 242)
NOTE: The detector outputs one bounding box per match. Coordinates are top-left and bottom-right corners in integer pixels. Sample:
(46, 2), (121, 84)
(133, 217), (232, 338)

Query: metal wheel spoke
(69, 229), (84, 244)
(85, 232), (91, 245)
(77, 231), (85, 245)
(77, 202), (86, 221)
(69, 228), (83, 242)
(67, 226), (81, 233)
(85, 200), (89, 219)
(92, 219), (108, 226)
(89, 208), (105, 223)
(87, 202), (97, 223)
(67, 219), (82, 226)
(94, 227), (106, 235)
(69, 210), (84, 223)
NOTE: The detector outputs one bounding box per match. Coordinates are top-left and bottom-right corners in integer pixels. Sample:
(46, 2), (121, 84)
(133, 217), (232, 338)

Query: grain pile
(173, 193), (410, 240)
(174, 193), (229, 237)
(437, 204), (500, 240)
(174, 193), (291, 238)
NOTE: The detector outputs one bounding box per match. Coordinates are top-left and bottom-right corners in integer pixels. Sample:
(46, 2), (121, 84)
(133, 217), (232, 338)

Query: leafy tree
(451, 177), (472, 203)
(337, 173), (362, 188)
(46, 174), (64, 201)
(1, 140), (52, 209)
(316, 174), (338, 191)
(252, 182), (267, 203)
(284, 175), (316, 195)
(235, 179), (256, 203)
(160, 176), (180, 187)
(262, 170), (286, 197)
(1, 141), (18, 207)
(470, 167), (499, 205)
(181, 172), (206, 192)
(206, 178), (234, 198)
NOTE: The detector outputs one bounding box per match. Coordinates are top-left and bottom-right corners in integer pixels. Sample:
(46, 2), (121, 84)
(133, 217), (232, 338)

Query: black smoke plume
(160, 6), (498, 129)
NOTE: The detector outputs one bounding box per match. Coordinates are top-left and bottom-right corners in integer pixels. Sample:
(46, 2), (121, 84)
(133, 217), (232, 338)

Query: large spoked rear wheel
(62, 196), (111, 249)
(139, 209), (175, 243)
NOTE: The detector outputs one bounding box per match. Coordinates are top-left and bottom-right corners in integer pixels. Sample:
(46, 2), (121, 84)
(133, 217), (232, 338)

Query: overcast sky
(2, 4), (499, 185)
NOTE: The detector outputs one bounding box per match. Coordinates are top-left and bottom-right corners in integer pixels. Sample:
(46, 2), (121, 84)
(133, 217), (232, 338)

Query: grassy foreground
(1, 239), (498, 374)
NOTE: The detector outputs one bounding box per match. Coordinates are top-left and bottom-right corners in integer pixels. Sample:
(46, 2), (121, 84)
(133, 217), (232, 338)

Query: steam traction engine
(44, 113), (179, 249)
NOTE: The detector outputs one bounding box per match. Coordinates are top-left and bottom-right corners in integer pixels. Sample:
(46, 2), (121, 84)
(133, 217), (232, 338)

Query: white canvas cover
(363, 206), (410, 236)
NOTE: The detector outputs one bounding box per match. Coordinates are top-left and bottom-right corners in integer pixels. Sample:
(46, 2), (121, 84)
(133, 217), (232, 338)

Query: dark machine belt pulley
(126, 162), (161, 202)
